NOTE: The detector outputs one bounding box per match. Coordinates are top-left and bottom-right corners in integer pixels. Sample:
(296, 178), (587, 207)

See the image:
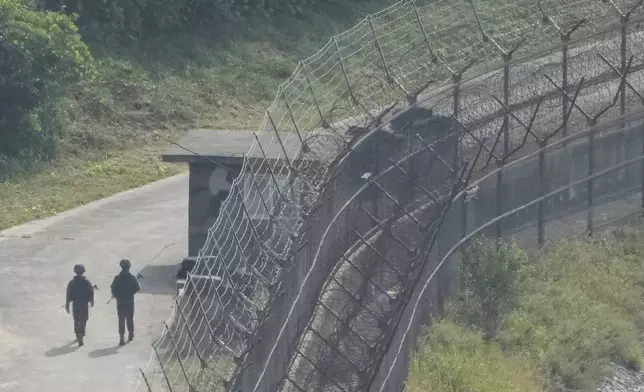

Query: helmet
(73, 264), (86, 274)
(119, 259), (131, 269)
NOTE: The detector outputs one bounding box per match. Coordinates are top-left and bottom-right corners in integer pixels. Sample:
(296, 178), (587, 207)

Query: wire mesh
(135, 1), (644, 392)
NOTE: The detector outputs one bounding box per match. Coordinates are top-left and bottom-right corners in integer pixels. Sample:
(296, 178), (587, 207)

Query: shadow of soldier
(44, 341), (79, 357)
(88, 345), (123, 359)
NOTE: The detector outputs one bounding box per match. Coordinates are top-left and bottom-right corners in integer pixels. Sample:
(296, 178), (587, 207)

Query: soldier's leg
(117, 304), (126, 345)
(72, 307), (86, 346)
(80, 306), (89, 337)
(80, 314), (87, 337)
(73, 313), (81, 336)
(126, 303), (135, 341)
(117, 306), (126, 334)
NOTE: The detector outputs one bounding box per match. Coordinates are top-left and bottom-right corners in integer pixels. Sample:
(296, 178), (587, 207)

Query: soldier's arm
(65, 281), (72, 311)
(87, 280), (95, 306)
(110, 276), (118, 298)
(133, 275), (141, 294)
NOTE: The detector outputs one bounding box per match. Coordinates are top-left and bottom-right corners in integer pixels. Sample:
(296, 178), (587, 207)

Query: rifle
(107, 272), (143, 304)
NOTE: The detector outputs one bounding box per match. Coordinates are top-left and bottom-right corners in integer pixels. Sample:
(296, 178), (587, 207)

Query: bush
(74, 0), (203, 46)
(499, 237), (644, 391)
(41, 0), (362, 46)
(407, 319), (544, 392)
(0, 0), (92, 178)
(442, 235), (644, 391)
(451, 238), (529, 339)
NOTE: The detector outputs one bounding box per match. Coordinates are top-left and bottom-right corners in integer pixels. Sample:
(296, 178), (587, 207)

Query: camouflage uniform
(110, 259), (140, 345)
(65, 264), (94, 346)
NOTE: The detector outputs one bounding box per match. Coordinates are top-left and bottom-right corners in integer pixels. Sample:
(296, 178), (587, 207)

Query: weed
(450, 237), (529, 339)
(413, 233), (644, 392)
(501, 237), (644, 390)
(1, 0), (398, 230)
(407, 319), (544, 392)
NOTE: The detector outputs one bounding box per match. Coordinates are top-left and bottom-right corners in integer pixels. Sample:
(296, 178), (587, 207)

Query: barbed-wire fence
(134, 0), (644, 391)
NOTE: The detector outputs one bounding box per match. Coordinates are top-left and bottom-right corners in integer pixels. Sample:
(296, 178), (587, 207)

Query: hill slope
(0, 0), (396, 230)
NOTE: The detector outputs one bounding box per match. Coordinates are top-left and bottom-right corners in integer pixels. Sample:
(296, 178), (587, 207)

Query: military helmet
(73, 264), (86, 274)
(119, 259), (131, 269)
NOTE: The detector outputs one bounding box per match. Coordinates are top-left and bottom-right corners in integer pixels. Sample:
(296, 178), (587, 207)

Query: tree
(0, 0), (93, 166)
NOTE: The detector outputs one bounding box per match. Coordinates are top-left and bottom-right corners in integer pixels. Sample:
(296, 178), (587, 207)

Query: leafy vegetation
(0, 0), (396, 230)
(0, 0), (93, 174)
(501, 235), (644, 390)
(454, 239), (529, 339)
(409, 231), (644, 392)
(407, 320), (544, 392)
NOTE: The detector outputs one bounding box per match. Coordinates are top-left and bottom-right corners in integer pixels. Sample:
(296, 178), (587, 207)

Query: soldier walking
(110, 259), (141, 346)
(65, 264), (95, 346)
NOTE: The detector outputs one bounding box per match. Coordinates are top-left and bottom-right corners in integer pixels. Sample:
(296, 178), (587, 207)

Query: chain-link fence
(135, 1), (644, 391)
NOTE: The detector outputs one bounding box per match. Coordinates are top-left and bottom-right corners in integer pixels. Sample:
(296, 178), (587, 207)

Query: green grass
(160, 354), (235, 392)
(409, 230), (644, 392)
(407, 320), (545, 392)
(1, 0), (626, 231)
(0, 132), (184, 230)
(501, 234), (644, 390)
(0, 0), (398, 231)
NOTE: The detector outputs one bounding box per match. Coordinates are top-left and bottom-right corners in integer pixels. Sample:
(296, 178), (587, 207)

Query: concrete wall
(370, 118), (644, 392)
(231, 112), (460, 392)
(188, 163), (240, 257)
(228, 112), (643, 392)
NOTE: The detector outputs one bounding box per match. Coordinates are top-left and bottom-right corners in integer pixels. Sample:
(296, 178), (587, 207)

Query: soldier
(110, 259), (141, 346)
(65, 264), (95, 346)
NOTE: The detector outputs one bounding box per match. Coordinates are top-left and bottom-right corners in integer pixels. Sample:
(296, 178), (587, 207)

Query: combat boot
(76, 334), (84, 347)
(128, 331), (134, 342)
(119, 334), (125, 346)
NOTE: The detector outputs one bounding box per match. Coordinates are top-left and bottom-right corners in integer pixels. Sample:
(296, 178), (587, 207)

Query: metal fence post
(495, 159), (504, 243)
(461, 189), (468, 241)
(606, 0), (642, 118)
(139, 368), (153, 392)
(502, 53), (511, 159)
(163, 322), (196, 392)
(334, 36), (358, 105)
(561, 37), (570, 142)
(538, 5), (584, 207)
(620, 16), (628, 118)
(152, 344), (175, 392)
(280, 87), (306, 150)
(641, 120), (644, 216)
(587, 125), (596, 236)
(561, 36), (573, 204)
(174, 296), (207, 369)
(368, 14), (392, 83)
(453, 73), (462, 173)
(267, 112), (294, 171)
(253, 133), (287, 206)
(538, 139), (547, 247)
(470, 0), (525, 160)
(558, 21), (584, 142)
(413, 0), (438, 63)
(301, 63), (329, 129)
(372, 133), (381, 220)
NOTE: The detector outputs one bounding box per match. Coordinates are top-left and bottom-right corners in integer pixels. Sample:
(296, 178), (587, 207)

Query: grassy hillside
(407, 230), (644, 392)
(0, 0), (397, 230)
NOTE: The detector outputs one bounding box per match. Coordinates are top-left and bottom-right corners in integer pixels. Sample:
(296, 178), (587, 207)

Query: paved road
(0, 174), (189, 392)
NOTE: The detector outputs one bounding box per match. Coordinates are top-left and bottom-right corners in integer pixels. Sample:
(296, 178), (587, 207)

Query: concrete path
(0, 174), (189, 392)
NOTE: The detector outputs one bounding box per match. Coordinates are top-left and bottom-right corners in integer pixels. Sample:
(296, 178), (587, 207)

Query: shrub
(451, 237), (529, 339)
(0, 0), (92, 178)
(406, 319), (544, 392)
(501, 237), (644, 391)
(41, 0), (365, 46)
